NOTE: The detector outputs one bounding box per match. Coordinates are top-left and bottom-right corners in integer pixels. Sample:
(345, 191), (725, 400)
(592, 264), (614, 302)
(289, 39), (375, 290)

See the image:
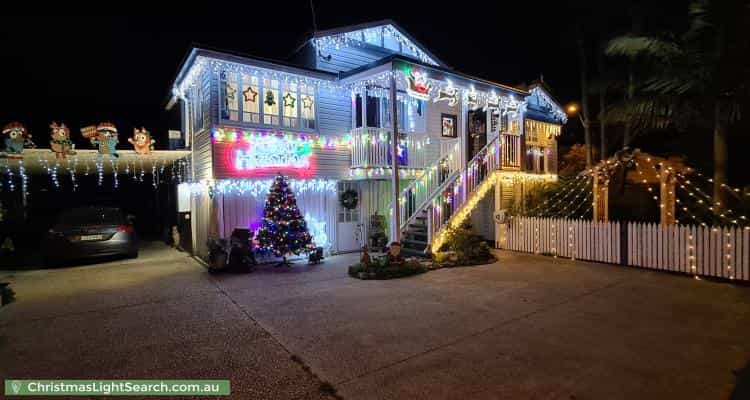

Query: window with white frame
(241, 74), (260, 124)
(221, 71), (239, 121)
(282, 82), (299, 128)
(262, 78), (280, 125)
(300, 84), (316, 129)
(220, 69), (317, 130)
(397, 96), (425, 133)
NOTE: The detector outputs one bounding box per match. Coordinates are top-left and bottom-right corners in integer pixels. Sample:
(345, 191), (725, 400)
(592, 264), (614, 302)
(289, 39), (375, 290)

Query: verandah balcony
(350, 127), (428, 170)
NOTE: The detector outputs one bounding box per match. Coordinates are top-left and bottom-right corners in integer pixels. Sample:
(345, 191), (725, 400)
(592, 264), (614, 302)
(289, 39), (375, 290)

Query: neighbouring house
(167, 20), (567, 259)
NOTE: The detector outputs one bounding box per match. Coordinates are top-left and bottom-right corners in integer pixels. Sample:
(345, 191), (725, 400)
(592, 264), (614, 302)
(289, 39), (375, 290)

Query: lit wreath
(339, 189), (359, 210)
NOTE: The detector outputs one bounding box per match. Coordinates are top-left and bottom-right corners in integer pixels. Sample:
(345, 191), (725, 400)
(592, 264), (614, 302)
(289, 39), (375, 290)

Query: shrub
(436, 224), (495, 265)
(348, 257), (427, 280)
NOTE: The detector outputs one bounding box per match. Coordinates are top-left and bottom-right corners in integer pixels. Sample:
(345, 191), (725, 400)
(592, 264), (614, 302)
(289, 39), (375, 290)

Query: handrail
(398, 140), (461, 231)
(350, 127), (428, 169)
(426, 135), (501, 246)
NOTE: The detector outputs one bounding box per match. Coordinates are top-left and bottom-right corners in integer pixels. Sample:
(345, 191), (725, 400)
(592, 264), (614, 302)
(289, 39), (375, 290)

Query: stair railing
(398, 140), (461, 232)
(427, 135), (501, 249)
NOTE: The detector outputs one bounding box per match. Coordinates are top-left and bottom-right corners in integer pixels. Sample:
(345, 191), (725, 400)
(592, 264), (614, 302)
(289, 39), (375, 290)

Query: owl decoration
(1, 122), (34, 158)
(128, 128), (156, 155)
(82, 122), (119, 158)
(49, 122), (76, 159)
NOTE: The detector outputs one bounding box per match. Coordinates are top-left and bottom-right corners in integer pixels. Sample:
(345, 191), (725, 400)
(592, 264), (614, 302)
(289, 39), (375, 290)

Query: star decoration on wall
(225, 83), (237, 101)
(301, 95), (314, 110)
(283, 93), (296, 108)
(243, 86), (258, 102)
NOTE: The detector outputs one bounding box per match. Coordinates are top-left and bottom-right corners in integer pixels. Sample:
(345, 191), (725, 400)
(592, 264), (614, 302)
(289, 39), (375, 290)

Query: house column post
(660, 165), (676, 225)
(389, 72), (401, 243)
(592, 167), (609, 222)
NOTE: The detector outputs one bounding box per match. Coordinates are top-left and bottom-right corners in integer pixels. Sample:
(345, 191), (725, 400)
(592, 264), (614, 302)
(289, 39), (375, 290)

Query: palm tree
(605, 0), (750, 212)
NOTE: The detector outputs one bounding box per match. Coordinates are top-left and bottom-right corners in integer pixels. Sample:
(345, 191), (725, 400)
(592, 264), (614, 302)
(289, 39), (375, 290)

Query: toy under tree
(255, 174), (314, 266)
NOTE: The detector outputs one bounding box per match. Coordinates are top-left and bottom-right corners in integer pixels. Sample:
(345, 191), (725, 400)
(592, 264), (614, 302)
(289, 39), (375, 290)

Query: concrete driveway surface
(1, 242), (749, 399)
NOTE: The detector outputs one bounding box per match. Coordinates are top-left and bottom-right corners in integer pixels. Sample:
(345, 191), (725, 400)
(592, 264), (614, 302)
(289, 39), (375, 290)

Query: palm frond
(606, 36), (682, 60)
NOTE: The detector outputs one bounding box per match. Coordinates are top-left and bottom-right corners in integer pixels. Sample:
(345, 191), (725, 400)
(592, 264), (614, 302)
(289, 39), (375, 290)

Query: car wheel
(127, 250), (138, 259)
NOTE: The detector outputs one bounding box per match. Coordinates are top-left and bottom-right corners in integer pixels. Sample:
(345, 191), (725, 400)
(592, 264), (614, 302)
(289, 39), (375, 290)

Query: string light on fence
(726, 231), (734, 280)
(551, 222), (557, 258)
(687, 233), (698, 279)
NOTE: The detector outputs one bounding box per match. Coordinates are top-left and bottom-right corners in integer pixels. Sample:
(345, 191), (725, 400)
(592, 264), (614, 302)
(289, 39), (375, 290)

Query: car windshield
(57, 207), (124, 227)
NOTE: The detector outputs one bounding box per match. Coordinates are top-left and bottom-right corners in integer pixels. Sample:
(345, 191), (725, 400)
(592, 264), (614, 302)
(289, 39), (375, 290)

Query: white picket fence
(500, 216), (750, 281)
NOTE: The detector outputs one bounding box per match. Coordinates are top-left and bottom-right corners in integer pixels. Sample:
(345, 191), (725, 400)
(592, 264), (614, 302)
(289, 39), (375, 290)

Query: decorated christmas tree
(255, 174), (314, 265)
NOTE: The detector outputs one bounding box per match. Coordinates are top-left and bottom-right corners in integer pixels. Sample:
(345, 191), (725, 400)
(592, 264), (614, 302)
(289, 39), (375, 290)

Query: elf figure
(86, 122), (119, 158)
(1, 122), (34, 158)
(49, 122), (76, 159)
(128, 127), (155, 155)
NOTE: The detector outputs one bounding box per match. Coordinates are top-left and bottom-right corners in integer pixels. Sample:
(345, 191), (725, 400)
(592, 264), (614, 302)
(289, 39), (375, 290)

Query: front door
(467, 109), (487, 160)
(336, 182), (361, 253)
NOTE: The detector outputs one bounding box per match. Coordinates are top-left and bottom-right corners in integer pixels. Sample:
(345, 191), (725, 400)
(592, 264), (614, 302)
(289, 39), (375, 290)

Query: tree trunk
(576, 27), (592, 167)
(597, 39), (607, 160)
(713, 100), (728, 214)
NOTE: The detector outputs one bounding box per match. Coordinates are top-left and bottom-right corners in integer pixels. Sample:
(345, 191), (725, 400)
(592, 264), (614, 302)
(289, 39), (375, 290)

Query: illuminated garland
(184, 178), (337, 197)
(312, 24), (439, 66)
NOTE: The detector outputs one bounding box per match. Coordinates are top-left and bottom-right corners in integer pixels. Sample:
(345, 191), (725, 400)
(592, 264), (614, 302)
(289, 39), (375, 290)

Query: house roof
(311, 19), (447, 68)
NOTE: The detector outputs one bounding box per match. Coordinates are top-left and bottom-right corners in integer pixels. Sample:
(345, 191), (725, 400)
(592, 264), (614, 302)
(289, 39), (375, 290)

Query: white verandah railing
(350, 127), (427, 169)
(500, 216), (750, 281)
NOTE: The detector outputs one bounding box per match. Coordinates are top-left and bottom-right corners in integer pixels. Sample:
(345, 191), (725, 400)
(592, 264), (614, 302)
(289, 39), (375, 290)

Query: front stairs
(397, 135), (502, 257)
(401, 209), (429, 256)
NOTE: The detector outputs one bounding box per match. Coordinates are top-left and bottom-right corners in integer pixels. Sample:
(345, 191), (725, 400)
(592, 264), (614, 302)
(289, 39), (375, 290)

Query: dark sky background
(4, 3), (743, 182)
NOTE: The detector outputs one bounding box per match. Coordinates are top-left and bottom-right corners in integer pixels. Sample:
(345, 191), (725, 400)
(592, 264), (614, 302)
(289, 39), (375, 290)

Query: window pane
(221, 71), (239, 121)
(282, 82), (298, 128)
(263, 78), (280, 125)
(366, 95), (380, 127)
(355, 94), (363, 128)
(300, 84), (316, 129)
(241, 74), (260, 124)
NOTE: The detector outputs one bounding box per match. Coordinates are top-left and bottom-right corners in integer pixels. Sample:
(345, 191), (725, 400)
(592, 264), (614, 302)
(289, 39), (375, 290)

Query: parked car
(43, 206), (137, 265)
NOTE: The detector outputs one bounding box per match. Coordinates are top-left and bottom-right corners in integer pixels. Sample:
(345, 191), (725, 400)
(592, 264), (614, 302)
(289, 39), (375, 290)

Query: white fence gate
(500, 216), (750, 281)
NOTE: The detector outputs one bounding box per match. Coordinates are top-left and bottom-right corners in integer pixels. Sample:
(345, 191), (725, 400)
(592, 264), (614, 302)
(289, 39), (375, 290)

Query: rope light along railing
(398, 139), (461, 231)
(525, 174), (588, 217)
(530, 176), (589, 217)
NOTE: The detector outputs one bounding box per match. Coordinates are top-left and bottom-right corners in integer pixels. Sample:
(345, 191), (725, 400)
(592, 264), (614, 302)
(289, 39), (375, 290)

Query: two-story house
(168, 20), (567, 259)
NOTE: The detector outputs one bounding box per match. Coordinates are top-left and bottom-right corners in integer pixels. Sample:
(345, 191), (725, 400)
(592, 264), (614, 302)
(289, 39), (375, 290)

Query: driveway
(2, 244), (749, 399)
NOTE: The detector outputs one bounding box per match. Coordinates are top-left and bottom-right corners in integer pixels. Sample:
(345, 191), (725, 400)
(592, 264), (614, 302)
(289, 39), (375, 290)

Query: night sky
(3, 3), (741, 181)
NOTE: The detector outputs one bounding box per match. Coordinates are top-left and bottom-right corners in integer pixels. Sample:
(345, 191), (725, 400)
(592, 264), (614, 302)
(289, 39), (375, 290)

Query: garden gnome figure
(49, 122), (76, 159)
(360, 246), (371, 267)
